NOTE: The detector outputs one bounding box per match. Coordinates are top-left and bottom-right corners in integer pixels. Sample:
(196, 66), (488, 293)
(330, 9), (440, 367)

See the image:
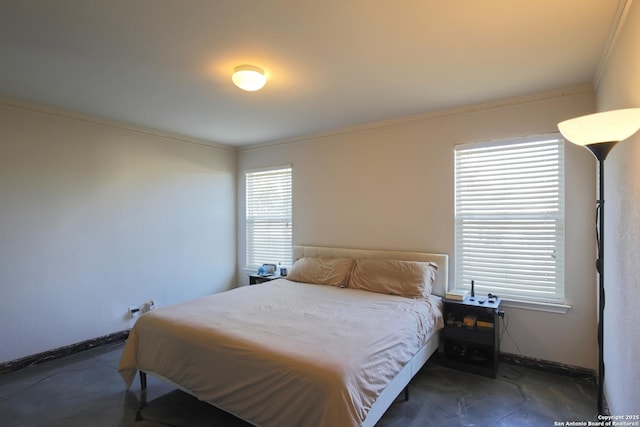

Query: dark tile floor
(0, 342), (597, 426)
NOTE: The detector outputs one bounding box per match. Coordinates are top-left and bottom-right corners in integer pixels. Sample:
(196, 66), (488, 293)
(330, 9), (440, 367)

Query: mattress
(118, 278), (443, 427)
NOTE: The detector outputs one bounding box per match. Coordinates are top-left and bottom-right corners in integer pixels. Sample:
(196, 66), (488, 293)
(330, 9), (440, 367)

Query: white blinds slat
(454, 136), (565, 304)
(246, 167), (292, 268)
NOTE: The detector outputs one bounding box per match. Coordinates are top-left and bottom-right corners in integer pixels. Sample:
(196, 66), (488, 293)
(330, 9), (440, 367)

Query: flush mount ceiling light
(232, 65), (266, 91)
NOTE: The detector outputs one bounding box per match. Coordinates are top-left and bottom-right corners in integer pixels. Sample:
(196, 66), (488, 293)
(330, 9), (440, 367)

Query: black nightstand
(442, 296), (502, 378)
(249, 274), (281, 285)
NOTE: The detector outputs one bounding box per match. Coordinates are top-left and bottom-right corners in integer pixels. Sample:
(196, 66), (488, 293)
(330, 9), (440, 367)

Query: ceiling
(0, 1), (623, 146)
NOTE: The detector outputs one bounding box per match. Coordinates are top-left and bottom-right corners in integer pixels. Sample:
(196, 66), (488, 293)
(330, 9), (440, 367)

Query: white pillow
(348, 259), (438, 298)
(286, 257), (355, 287)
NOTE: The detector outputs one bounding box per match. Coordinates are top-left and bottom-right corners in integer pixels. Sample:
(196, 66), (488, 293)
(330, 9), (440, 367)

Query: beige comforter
(118, 279), (443, 427)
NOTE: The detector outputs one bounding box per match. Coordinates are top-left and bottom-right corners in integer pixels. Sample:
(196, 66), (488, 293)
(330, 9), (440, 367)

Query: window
(245, 166), (292, 269)
(454, 135), (565, 305)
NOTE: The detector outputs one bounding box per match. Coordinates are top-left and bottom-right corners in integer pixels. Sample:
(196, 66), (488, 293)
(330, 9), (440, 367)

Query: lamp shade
(232, 65), (266, 91)
(558, 108), (640, 146)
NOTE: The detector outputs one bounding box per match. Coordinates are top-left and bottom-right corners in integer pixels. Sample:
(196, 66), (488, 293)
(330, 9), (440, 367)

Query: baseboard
(0, 330), (130, 375)
(0, 334), (596, 384)
(500, 352), (596, 381)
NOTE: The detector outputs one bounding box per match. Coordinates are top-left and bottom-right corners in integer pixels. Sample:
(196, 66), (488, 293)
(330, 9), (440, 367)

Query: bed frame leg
(136, 371), (148, 421)
(139, 371), (147, 390)
(403, 385), (410, 401)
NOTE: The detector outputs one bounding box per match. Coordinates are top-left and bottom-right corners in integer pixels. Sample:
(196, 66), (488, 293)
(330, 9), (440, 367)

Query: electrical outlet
(140, 300), (155, 314)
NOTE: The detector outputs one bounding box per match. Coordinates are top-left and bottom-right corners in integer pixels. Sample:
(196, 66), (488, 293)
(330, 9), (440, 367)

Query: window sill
(501, 299), (571, 314)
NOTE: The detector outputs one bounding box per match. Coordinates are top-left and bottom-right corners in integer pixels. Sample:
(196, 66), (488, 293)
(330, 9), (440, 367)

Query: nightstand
(442, 296), (502, 378)
(249, 274), (281, 285)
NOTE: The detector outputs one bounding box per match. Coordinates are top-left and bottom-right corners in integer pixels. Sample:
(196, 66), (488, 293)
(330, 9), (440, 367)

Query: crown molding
(0, 96), (235, 152)
(240, 84), (594, 152)
(593, 0), (634, 91)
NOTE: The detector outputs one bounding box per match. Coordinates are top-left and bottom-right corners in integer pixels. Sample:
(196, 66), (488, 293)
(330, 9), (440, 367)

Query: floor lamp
(558, 108), (640, 414)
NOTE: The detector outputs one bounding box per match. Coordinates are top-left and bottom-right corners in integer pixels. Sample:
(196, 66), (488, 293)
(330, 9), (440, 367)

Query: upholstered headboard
(293, 246), (449, 297)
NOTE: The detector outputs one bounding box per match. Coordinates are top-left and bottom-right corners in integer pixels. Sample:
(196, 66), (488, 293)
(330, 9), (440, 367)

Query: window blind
(454, 136), (565, 304)
(246, 166), (292, 269)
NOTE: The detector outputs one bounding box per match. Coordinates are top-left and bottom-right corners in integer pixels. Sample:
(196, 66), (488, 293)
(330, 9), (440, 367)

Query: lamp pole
(587, 141), (616, 415)
(558, 108), (640, 415)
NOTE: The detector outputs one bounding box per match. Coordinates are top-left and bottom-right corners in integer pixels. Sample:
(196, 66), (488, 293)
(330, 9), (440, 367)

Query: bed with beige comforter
(119, 278), (443, 426)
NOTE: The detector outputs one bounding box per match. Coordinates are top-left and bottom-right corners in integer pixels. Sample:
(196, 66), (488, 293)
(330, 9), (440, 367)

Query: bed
(118, 246), (448, 426)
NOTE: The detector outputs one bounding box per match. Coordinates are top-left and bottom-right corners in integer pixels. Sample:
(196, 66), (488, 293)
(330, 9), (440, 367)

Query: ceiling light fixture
(232, 65), (266, 92)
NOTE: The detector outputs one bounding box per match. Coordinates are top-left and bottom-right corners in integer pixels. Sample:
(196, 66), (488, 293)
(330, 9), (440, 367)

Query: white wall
(238, 89), (599, 369)
(594, 0), (640, 414)
(0, 100), (237, 363)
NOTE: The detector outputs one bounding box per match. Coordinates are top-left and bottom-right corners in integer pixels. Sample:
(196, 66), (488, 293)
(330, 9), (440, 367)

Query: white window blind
(454, 136), (565, 304)
(246, 166), (292, 269)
